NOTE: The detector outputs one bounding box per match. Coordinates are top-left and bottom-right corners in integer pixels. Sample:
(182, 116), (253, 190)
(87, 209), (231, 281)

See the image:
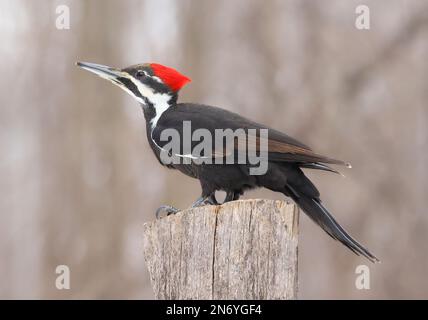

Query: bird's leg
(224, 191), (235, 202)
(190, 193), (218, 208)
(155, 193), (218, 219)
(224, 190), (241, 203)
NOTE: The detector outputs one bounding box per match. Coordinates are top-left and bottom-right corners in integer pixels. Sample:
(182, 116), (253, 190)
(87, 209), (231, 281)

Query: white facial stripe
(99, 71), (146, 105)
(98, 71), (171, 127)
(88, 70), (144, 104)
(151, 75), (163, 83)
(83, 65), (172, 131)
(140, 69), (162, 83)
(117, 84), (145, 105)
(127, 77), (172, 128)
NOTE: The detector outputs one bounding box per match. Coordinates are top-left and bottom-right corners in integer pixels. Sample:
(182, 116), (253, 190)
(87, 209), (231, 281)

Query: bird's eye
(136, 70), (145, 78)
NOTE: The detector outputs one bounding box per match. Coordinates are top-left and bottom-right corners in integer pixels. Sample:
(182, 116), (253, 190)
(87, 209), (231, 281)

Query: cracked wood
(142, 199), (299, 299)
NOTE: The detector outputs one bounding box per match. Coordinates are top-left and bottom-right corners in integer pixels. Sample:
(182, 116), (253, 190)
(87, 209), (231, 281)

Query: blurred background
(1, 0), (427, 299)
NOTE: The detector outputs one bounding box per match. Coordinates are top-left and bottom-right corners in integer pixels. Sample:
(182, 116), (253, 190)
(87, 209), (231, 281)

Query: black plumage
(77, 61), (379, 263)
(150, 103), (378, 263)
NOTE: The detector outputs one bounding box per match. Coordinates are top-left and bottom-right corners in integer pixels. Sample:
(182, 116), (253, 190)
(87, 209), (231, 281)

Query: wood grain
(142, 199), (299, 299)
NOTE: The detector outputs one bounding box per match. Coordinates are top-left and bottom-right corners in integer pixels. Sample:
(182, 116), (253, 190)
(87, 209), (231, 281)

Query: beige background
(1, 0), (427, 299)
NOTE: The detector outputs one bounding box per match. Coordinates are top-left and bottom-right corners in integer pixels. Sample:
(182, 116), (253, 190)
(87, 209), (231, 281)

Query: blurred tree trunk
(39, 0), (135, 298)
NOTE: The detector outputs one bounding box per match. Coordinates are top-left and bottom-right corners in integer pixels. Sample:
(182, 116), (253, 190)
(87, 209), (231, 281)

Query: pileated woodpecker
(77, 61), (378, 263)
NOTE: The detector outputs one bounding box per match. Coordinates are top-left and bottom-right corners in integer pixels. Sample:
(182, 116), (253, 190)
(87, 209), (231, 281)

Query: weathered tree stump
(142, 199), (299, 299)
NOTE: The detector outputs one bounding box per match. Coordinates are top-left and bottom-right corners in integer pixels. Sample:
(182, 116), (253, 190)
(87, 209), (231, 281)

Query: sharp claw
(155, 205), (180, 219)
(156, 194), (218, 219)
(205, 196), (218, 205)
(191, 194), (218, 208)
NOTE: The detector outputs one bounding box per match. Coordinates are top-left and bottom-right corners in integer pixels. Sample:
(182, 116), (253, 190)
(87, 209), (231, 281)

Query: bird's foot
(155, 194), (218, 219)
(191, 194), (218, 208)
(155, 205), (180, 219)
(224, 190), (241, 203)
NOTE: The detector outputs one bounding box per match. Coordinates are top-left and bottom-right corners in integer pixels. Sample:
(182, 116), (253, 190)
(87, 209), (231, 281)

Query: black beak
(76, 61), (124, 83)
(76, 61), (146, 104)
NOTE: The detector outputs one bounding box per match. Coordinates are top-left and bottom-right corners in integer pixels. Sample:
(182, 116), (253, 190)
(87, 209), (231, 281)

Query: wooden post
(142, 199), (299, 299)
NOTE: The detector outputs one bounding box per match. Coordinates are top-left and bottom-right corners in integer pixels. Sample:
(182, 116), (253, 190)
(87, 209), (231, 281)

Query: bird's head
(76, 61), (191, 111)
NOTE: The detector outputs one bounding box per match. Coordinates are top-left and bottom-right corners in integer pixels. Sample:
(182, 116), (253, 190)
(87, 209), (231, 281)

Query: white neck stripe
(106, 72), (172, 128)
(127, 77), (172, 128)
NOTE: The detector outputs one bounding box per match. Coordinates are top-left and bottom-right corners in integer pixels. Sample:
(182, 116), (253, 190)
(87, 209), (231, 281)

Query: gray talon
(191, 194), (218, 208)
(155, 205), (180, 219)
(156, 194), (218, 219)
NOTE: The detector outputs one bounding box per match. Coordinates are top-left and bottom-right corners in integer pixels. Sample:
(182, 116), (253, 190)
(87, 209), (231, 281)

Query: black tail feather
(290, 192), (379, 263)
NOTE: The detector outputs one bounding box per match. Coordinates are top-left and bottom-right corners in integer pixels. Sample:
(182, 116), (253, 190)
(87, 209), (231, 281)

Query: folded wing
(153, 103), (350, 168)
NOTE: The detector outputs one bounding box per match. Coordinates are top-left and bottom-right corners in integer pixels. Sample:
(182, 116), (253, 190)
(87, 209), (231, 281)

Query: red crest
(150, 63), (191, 92)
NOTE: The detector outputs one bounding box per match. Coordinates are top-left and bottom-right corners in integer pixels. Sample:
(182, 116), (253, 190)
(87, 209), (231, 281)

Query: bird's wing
(152, 103), (350, 166)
